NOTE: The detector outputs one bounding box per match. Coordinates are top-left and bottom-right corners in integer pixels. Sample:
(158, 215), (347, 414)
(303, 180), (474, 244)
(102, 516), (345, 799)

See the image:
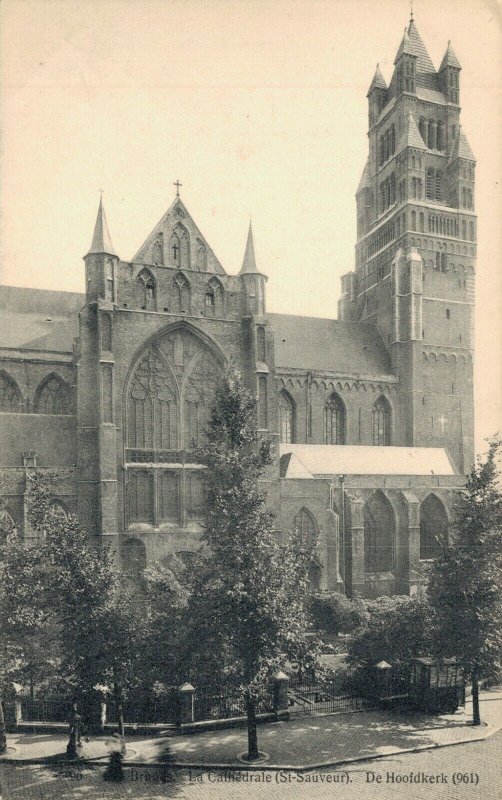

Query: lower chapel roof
(0, 287), (391, 378)
(279, 445), (457, 478)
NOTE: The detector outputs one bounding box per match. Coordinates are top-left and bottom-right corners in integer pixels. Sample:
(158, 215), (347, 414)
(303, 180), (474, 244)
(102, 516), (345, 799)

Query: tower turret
(239, 222), (267, 316)
(367, 64), (388, 128)
(84, 197), (119, 304)
(439, 41), (461, 105)
(394, 27), (417, 95)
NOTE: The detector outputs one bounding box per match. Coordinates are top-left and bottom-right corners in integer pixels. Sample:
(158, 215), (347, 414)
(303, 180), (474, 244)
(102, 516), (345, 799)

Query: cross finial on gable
(174, 180), (182, 197)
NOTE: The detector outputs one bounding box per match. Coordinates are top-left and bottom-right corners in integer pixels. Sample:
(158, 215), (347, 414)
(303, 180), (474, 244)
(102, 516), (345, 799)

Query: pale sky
(0, 0), (501, 454)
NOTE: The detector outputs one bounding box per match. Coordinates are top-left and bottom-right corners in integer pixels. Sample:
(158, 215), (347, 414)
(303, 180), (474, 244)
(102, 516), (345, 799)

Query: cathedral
(0, 17), (476, 599)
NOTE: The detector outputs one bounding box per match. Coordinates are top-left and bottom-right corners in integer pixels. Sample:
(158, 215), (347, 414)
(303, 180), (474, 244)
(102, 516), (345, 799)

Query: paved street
(3, 691), (502, 769)
(1, 731), (501, 800)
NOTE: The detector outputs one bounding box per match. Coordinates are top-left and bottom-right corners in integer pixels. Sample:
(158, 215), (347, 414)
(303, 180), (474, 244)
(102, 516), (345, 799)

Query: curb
(2, 724), (500, 772)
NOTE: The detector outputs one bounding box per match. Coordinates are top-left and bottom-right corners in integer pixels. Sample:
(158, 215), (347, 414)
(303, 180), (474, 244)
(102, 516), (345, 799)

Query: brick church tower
(339, 15), (475, 473)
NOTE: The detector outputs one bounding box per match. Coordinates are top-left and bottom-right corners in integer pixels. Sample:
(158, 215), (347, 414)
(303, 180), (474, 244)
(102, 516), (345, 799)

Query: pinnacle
(367, 64), (387, 96)
(240, 221), (259, 275)
(87, 197), (117, 257)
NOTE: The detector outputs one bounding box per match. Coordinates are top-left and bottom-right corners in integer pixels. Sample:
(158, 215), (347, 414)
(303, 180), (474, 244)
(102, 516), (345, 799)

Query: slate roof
(356, 160), (371, 194)
(279, 444), (457, 477)
(0, 286), (83, 352)
(450, 128), (475, 162)
(394, 28), (415, 62)
(367, 64), (387, 96)
(398, 111), (426, 152)
(439, 42), (461, 71)
(389, 19), (441, 97)
(268, 313), (392, 375)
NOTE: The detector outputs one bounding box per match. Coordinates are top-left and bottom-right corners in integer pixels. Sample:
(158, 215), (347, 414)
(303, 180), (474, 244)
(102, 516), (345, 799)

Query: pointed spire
(367, 63), (387, 95)
(440, 41), (461, 71)
(240, 221), (258, 275)
(87, 197), (117, 257)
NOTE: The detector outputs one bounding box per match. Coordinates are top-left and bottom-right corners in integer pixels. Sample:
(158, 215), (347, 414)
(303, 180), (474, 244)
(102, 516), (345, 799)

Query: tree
(346, 596), (434, 695)
(428, 437), (502, 725)
(26, 473), (143, 739)
(192, 369), (318, 761)
(0, 502), (59, 753)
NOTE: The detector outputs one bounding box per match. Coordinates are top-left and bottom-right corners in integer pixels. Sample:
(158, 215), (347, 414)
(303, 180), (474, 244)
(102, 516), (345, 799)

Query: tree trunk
(114, 682), (126, 749)
(66, 703), (78, 760)
(471, 670), (481, 726)
(245, 697), (259, 761)
(0, 698), (7, 754)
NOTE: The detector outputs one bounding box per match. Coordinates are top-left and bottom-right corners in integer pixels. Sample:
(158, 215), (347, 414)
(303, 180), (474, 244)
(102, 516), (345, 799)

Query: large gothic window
(127, 326), (222, 454)
(128, 351), (178, 450)
(279, 390), (295, 443)
(420, 494), (448, 560)
(35, 374), (72, 415)
(372, 396), (391, 445)
(364, 492), (395, 572)
(0, 371), (22, 412)
(325, 393), (346, 444)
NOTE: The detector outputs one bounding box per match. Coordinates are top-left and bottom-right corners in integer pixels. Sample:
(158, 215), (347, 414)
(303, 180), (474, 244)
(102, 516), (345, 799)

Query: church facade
(0, 18), (475, 599)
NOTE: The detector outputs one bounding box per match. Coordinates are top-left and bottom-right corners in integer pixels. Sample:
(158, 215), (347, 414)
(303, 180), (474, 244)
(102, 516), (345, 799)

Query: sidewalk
(2, 690), (502, 771)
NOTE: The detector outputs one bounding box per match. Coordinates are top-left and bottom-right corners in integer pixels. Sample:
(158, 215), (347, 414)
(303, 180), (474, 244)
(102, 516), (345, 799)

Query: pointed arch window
(35, 375), (72, 415)
(105, 258), (114, 300)
(419, 118), (426, 144)
(205, 277), (224, 318)
(279, 390), (295, 443)
(294, 508), (320, 589)
(135, 268), (157, 311)
(173, 273), (191, 314)
(364, 492), (395, 572)
(325, 393), (346, 444)
(294, 508), (318, 549)
(0, 371), (22, 412)
(256, 326), (266, 362)
(426, 168), (434, 200)
(420, 494), (448, 560)
(196, 240), (207, 271)
(152, 235), (164, 266)
(170, 224), (190, 268)
(372, 396), (391, 445)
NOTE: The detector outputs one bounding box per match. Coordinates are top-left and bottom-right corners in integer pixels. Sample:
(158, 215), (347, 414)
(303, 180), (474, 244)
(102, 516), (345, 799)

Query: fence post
(273, 671), (290, 719)
(177, 683), (195, 725)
